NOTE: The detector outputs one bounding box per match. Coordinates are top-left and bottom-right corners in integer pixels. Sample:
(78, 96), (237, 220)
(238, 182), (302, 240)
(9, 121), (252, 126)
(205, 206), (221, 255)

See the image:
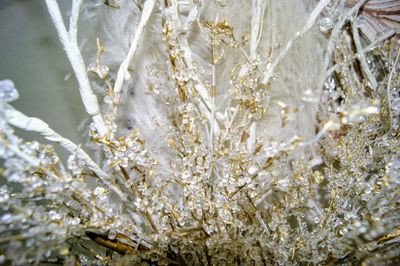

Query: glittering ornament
(0, 0), (400, 265)
(0, 80), (19, 103)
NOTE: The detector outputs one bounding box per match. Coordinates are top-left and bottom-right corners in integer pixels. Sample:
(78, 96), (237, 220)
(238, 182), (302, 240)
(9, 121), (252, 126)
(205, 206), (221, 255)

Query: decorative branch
(45, 0), (107, 137)
(352, 17), (378, 90)
(1, 0), (400, 264)
(386, 46), (400, 134)
(250, 0), (267, 59)
(261, 0), (332, 84)
(322, 0), (368, 75)
(4, 103), (126, 200)
(112, 0), (156, 123)
(69, 0), (83, 41)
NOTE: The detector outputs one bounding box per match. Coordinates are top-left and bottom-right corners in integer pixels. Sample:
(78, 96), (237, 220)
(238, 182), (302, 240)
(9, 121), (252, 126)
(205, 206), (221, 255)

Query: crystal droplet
(93, 186), (106, 196)
(0, 186), (10, 203)
(319, 17), (332, 33)
(103, 95), (113, 104)
(70, 217), (81, 226)
(0, 79), (19, 102)
(48, 210), (62, 220)
(391, 98), (400, 113)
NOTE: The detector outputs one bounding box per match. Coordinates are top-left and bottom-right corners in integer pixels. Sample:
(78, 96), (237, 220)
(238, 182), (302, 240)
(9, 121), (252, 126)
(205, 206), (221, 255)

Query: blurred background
(0, 0), (86, 159)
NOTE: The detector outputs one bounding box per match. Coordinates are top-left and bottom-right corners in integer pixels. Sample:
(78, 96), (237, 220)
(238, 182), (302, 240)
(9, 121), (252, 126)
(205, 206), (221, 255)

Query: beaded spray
(0, 0), (399, 264)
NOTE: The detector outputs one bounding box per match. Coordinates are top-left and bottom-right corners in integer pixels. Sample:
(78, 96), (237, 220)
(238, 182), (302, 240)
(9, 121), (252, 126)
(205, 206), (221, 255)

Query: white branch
(322, 29), (396, 84)
(322, 0), (368, 72)
(386, 47), (400, 134)
(8, 144), (41, 167)
(250, 0), (267, 59)
(45, 0), (107, 137)
(351, 6), (377, 90)
(113, 0), (155, 103)
(169, 2), (216, 126)
(69, 0), (83, 40)
(300, 120), (340, 147)
(261, 0), (331, 84)
(4, 104), (126, 201)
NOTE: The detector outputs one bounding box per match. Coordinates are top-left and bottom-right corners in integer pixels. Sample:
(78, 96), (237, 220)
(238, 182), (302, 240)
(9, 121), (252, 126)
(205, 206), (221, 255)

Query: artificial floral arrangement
(0, 0), (399, 265)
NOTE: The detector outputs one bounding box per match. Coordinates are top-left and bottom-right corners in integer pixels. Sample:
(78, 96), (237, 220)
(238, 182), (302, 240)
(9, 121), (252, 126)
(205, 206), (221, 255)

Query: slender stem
(45, 0), (107, 137)
(386, 47), (400, 134)
(261, 0), (332, 84)
(322, 29), (396, 84)
(7, 144), (40, 167)
(210, 15), (218, 150)
(351, 6), (377, 89)
(322, 0), (368, 72)
(165, 1), (215, 124)
(250, 0), (267, 59)
(4, 104), (126, 201)
(112, 0), (156, 120)
(69, 0), (83, 40)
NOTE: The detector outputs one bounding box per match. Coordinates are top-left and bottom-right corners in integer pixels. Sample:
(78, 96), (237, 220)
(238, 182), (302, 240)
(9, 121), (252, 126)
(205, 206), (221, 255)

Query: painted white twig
(261, 0), (332, 84)
(4, 104), (126, 201)
(165, 2), (216, 128)
(300, 120), (340, 147)
(209, 14), (219, 149)
(364, 30), (396, 52)
(250, 0), (267, 59)
(322, 0), (368, 72)
(8, 144), (40, 167)
(322, 29), (396, 83)
(386, 47), (400, 134)
(6, 105), (149, 235)
(45, 0), (107, 137)
(69, 0), (83, 41)
(113, 0), (155, 111)
(352, 7), (377, 89)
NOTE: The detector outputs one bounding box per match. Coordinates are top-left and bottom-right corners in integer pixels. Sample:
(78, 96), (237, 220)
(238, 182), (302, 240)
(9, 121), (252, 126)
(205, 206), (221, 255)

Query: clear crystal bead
(93, 186), (105, 196)
(103, 95), (113, 104)
(108, 230), (117, 240)
(69, 217), (81, 226)
(386, 158), (400, 179)
(181, 170), (191, 181)
(391, 98), (400, 113)
(48, 210), (62, 220)
(1, 213), (14, 224)
(48, 183), (63, 193)
(319, 17), (332, 33)
(0, 186), (10, 204)
(0, 79), (19, 102)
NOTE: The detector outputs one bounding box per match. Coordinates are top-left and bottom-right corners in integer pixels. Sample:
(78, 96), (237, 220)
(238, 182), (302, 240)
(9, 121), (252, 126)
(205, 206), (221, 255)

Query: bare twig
(322, 0), (368, 73)
(387, 46), (400, 133)
(45, 0), (107, 136)
(4, 104), (126, 200)
(112, 0), (156, 122)
(352, 5), (378, 89)
(261, 0), (332, 84)
(250, 0), (267, 59)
